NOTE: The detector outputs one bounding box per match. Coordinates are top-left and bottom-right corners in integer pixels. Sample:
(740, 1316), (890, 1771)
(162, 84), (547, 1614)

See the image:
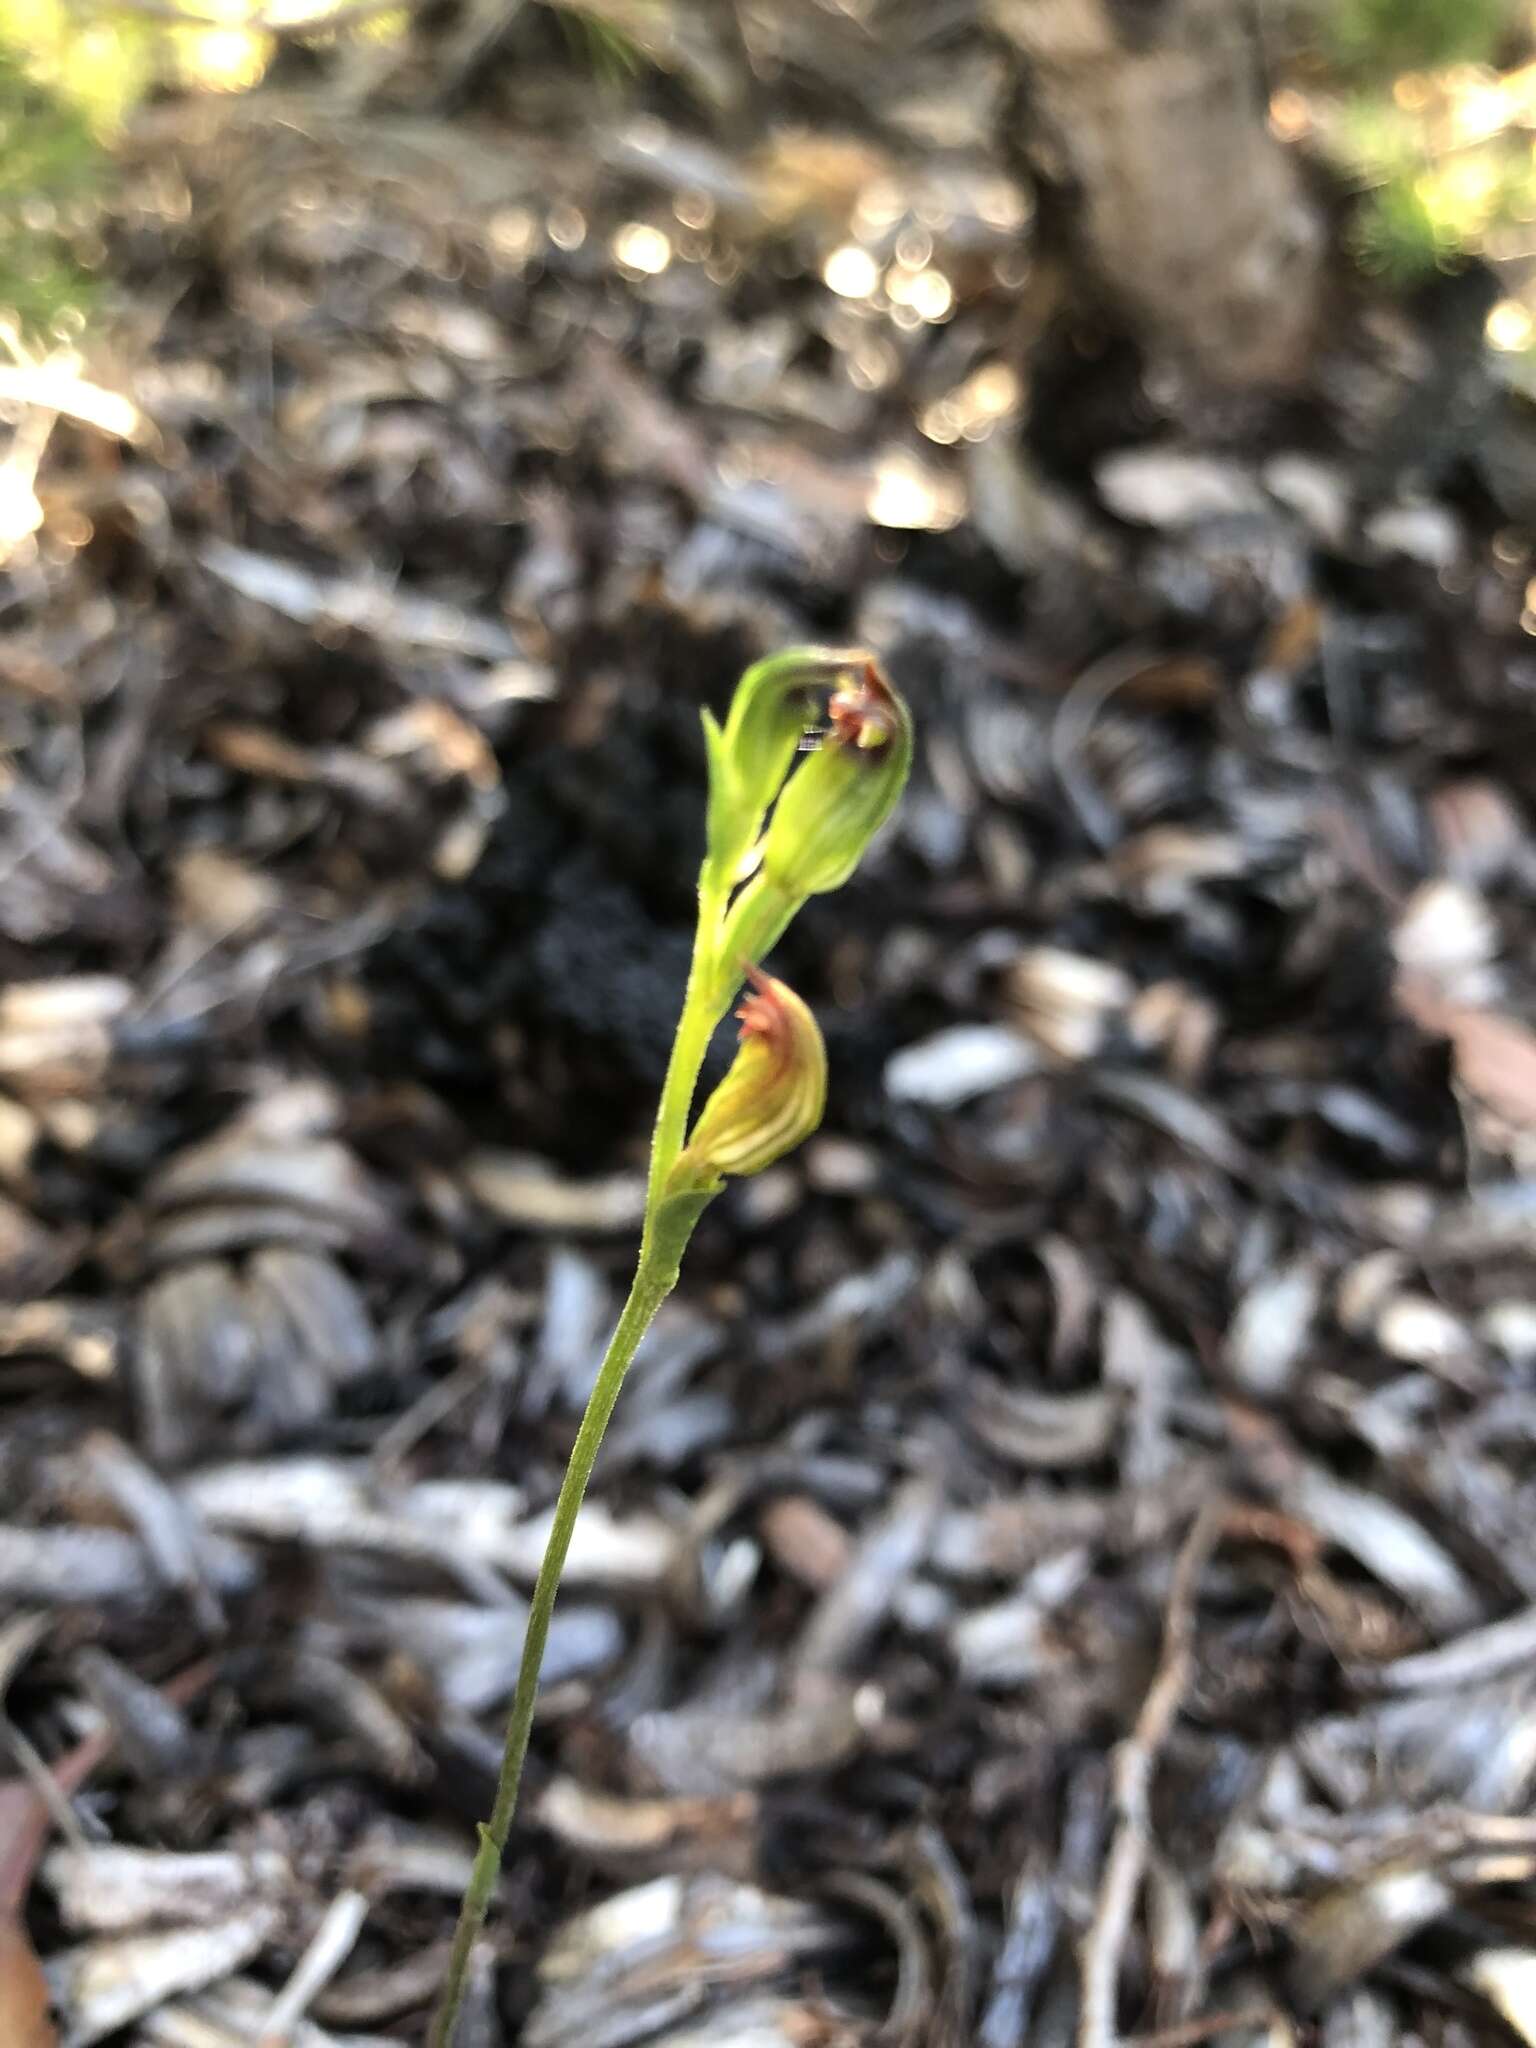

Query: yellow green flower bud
(703, 646), (871, 887)
(757, 657), (913, 898)
(668, 966), (827, 1191)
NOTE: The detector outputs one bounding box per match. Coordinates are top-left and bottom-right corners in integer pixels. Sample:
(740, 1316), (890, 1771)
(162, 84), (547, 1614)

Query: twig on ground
(1124, 2007), (1277, 2048)
(1077, 1500), (1225, 2048)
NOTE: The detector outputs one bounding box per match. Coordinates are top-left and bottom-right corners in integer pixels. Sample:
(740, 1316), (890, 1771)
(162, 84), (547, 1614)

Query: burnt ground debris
(7, 8), (1536, 2046)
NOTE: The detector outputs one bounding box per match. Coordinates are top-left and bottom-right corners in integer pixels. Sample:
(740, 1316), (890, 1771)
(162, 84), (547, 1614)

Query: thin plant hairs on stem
(428, 645), (914, 2048)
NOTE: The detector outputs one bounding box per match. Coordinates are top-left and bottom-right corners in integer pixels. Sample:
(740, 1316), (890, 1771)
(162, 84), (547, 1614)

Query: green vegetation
(1303, 0), (1536, 285)
(427, 648), (913, 2048)
(0, 38), (110, 341)
(553, 3), (649, 85)
(1318, 0), (1516, 77)
(1334, 85), (1536, 283)
(0, 0), (653, 343)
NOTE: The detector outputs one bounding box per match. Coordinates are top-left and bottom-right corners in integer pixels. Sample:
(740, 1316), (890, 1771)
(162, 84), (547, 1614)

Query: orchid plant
(429, 646), (913, 2048)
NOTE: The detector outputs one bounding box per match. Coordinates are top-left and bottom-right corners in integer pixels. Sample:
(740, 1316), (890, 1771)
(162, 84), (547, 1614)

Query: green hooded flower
(702, 645), (871, 890)
(758, 657), (913, 897)
(668, 966), (827, 1191)
(712, 657), (913, 978)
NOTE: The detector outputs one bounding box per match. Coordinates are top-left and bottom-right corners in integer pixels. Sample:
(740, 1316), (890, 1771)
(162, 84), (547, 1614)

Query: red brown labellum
(827, 658), (901, 751)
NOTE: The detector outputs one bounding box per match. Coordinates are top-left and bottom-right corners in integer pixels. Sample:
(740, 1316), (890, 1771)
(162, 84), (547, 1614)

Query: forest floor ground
(8, 21), (1536, 2047)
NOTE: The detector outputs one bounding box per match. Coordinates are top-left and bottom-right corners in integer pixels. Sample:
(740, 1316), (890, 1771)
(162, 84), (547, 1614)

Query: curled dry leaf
(45, 1907), (280, 2046)
(1005, 947), (1135, 1063)
(1287, 1867), (1453, 2011)
(1395, 970), (1536, 1150)
(0, 1920), (57, 2048)
(462, 1154), (647, 1232)
(883, 1023), (1040, 1109)
(1465, 1949), (1536, 2047)
(43, 1845), (289, 1935)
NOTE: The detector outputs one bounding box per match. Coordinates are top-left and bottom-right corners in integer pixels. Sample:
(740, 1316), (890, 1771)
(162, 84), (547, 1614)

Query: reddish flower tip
(734, 962), (787, 1043)
(668, 964), (827, 1189)
(827, 658), (900, 751)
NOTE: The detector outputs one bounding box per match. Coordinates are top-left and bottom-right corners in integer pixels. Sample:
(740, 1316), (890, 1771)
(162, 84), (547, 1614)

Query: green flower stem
(644, 878), (729, 1221)
(426, 1247), (679, 2047)
(428, 885), (731, 2048)
(428, 639), (911, 2048)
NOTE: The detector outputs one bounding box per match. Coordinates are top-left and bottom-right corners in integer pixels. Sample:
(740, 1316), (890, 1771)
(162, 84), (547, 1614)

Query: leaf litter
(6, 4), (1536, 2044)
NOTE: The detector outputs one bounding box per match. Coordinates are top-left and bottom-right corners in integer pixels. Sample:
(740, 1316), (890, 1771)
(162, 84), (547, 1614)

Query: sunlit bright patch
(848, 338), (897, 392)
(885, 263), (953, 322)
(489, 207), (538, 268)
(1267, 88), (1311, 141)
(0, 357), (143, 441)
(921, 401), (960, 445)
(919, 360), (1021, 444)
(611, 222), (672, 276)
(853, 178), (905, 232)
(1488, 297), (1534, 350)
(183, 25), (269, 93)
(1433, 152), (1502, 217)
(1452, 79), (1512, 144)
(866, 449), (965, 532)
(972, 362), (1020, 414)
(674, 191), (715, 231)
(975, 177), (1030, 233)
(823, 244), (880, 299)
(547, 205), (587, 252)
(908, 269), (953, 321)
(895, 225), (933, 269)
(0, 465), (43, 559)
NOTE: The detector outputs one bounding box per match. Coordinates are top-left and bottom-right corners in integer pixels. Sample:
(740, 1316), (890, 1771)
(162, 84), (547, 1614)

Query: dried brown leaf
(0, 1919), (57, 2048)
(1397, 975), (1536, 1131)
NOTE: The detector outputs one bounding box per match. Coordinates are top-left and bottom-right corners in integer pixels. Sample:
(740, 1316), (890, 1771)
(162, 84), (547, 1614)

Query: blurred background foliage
(4, 0), (1536, 347)
(1318, 0), (1516, 76)
(0, 10), (117, 343)
(1304, 0), (1536, 291)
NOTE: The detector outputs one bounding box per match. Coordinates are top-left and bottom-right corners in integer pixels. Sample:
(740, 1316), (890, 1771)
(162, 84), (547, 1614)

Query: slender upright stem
(426, 1256), (676, 2047)
(643, 879), (727, 1228)
(428, 887), (731, 2048)
(426, 644), (909, 2048)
